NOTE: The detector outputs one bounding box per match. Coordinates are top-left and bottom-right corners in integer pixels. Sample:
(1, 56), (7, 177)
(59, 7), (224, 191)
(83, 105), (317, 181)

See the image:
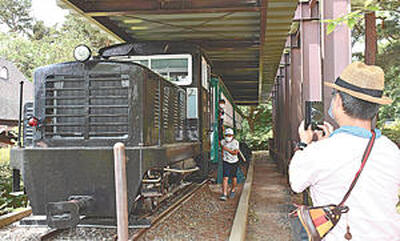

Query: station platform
(228, 151), (303, 241)
(245, 152), (293, 241)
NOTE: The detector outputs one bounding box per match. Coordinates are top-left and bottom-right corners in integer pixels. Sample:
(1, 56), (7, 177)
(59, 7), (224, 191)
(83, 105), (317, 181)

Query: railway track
(39, 228), (64, 241)
(130, 179), (209, 240)
(0, 179), (209, 241)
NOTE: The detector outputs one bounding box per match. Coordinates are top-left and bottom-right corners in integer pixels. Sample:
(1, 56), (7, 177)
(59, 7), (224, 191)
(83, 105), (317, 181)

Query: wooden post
(365, 12), (378, 128)
(114, 142), (129, 241)
(365, 12), (377, 65)
(323, 0), (351, 125)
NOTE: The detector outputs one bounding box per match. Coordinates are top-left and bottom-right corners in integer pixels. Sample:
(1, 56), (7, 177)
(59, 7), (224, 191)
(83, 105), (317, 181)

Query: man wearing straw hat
(289, 62), (400, 241)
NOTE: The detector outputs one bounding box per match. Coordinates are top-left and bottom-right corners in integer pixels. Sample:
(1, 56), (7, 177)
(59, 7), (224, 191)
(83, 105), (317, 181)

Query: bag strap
(338, 130), (376, 207)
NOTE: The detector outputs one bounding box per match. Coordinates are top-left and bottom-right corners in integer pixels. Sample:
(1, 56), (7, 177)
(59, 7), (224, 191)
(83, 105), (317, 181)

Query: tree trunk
(248, 119), (255, 133)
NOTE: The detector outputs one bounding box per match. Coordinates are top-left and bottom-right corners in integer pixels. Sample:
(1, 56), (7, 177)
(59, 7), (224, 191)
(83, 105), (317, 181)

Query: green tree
(32, 20), (50, 40)
(238, 103), (273, 150)
(0, 13), (117, 80)
(0, 0), (33, 37)
(325, 0), (399, 34)
(60, 15), (114, 50)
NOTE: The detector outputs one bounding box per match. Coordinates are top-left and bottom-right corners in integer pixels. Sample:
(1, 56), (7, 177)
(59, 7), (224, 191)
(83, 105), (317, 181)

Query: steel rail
(39, 228), (65, 241)
(130, 179), (209, 241)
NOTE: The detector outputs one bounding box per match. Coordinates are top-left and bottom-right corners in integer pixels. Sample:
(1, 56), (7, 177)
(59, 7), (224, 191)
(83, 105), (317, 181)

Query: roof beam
(94, 17), (135, 42)
(222, 79), (258, 83)
(226, 84), (259, 89)
(87, 7), (261, 17)
(258, 0), (267, 103)
(71, 0), (259, 16)
(213, 61), (258, 69)
(234, 100), (259, 105)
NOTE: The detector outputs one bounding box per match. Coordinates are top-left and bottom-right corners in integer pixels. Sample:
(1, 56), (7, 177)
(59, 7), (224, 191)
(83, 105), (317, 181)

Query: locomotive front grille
(44, 73), (130, 139)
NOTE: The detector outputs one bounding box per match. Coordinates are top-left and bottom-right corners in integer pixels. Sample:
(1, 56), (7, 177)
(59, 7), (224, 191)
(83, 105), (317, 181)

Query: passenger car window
(187, 87), (198, 118)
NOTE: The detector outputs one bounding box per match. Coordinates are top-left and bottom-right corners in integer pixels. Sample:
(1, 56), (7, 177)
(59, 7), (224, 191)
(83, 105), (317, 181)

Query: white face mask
(225, 136), (233, 142)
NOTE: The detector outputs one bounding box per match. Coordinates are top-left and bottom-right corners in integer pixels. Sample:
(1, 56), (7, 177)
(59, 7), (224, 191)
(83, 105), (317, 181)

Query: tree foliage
(0, 1), (117, 81)
(325, 0), (400, 34)
(238, 103), (273, 151)
(0, 0), (33, 37)
(0, 162), (28, 215)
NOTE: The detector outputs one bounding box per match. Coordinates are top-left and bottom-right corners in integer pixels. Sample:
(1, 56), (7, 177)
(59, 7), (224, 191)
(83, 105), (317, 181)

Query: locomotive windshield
(114, 54), (192, 86)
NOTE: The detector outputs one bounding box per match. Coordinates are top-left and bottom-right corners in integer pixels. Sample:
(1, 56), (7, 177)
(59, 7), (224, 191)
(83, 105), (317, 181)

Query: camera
(305, 101), (324, 131)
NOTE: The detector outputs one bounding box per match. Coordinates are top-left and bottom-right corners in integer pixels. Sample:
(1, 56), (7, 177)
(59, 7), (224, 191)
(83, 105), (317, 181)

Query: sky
(31, 0), (68, 27)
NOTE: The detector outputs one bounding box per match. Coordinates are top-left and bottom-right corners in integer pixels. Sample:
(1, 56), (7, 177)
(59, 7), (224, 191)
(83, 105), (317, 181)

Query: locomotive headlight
(73, 44), (92, 62)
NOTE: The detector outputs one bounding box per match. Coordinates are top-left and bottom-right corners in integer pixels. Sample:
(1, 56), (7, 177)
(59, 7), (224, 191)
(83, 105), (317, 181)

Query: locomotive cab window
(116, 54), (192, 86)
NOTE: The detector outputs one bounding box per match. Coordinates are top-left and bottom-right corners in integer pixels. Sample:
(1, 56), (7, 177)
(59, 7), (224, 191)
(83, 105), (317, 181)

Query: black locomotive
(11, 42), (218, 228)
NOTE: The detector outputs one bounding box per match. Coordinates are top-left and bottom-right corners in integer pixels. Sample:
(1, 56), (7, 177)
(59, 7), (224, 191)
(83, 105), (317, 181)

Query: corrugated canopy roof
(58, 0), (297, 105)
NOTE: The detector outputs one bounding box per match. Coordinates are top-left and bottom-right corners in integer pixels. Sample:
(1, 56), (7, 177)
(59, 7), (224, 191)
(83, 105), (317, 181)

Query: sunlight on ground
(0, 147), (10, 165)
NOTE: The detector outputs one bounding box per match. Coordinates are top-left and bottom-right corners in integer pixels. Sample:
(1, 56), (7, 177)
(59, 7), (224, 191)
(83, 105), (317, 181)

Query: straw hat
(324, 62), (392, 105)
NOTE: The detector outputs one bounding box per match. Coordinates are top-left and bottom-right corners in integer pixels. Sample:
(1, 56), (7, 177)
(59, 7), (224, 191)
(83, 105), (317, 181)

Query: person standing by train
(220, 128), (240, 201)
(218, 99), (226, 141)
(289, 62), (400, 241)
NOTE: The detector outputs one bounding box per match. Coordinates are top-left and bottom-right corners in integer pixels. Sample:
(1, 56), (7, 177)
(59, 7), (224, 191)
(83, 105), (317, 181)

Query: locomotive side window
(186, 87), (198, 119)
(151, 58), (189, 84)
(115, 54), (192, 86)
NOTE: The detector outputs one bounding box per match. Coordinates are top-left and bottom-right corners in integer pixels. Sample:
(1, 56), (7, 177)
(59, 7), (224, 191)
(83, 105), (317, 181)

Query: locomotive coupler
(46, 195), (94, 229)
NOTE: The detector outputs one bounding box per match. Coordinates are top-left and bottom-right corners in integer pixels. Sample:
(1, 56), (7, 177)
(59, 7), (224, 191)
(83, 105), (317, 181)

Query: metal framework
(57, 0), (298, 105)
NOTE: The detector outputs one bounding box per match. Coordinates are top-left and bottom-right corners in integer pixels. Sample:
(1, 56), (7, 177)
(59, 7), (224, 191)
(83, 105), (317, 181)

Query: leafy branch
(323, 0), (398, 34)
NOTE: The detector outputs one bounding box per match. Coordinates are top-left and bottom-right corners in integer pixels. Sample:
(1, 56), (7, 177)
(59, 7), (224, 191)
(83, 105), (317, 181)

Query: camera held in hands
(305, 101), (324, 131)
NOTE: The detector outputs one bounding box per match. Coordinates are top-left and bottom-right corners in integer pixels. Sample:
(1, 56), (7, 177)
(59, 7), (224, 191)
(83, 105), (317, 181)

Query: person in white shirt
(220, 128), (240, 201)
(289, 62), (400, 241)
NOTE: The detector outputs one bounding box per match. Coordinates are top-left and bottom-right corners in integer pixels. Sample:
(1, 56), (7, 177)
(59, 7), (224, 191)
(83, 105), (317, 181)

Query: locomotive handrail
(45, 105), (129, 108)
(164, 167), (199, 173)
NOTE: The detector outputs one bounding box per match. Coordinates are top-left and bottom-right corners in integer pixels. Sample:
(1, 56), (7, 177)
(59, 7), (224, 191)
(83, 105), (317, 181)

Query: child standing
(220, 128), (240, 201)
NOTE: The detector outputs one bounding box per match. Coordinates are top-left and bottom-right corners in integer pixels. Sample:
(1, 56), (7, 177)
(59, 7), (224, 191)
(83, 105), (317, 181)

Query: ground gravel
(0, 225), (50, 241)
(0, 183), (240, 241)
(139, 183), (241, 241)
(246, 152), (294, 241)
